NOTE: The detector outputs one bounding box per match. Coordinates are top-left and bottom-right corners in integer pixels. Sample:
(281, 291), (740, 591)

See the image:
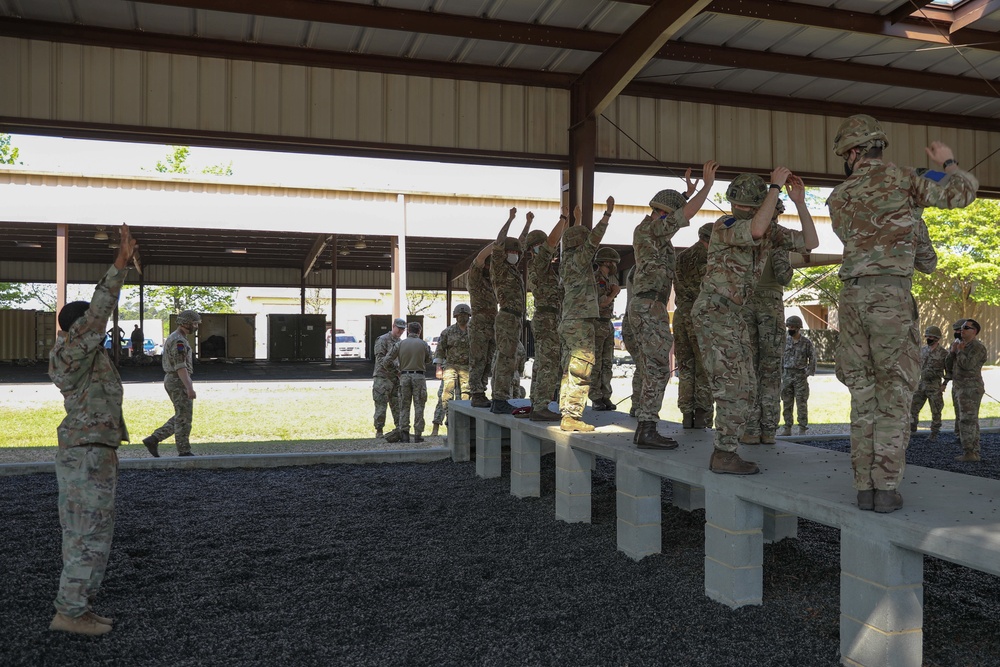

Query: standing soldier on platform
(487, 208), (530, 414)
(467, 248), (498, 409)
(828, 114), (978, 512)
(909, 325), (947, 441)
(526, 211), (566, 422)
(621, 266), (643, 418)
(430, 303), (472, 436)
(47, 224), (138, 636)
(948, 318), (987, 462)
(558, 199), (614, 432)
(143, 309), (201, 457)
(589, 247), (621, 411)
(630, 161), (718, 449)
(674, 222), (715, 429)
(780, 316), (816, 436)
(382, 321), (433, 443)
(370, 318), (405, 438)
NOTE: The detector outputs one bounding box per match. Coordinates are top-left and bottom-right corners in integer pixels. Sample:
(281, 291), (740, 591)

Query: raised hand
(683, 168), (699, 198)
(786, 174), (807, 204)
(925, 141), (956, 168)
(605, 196), (615, 215)
(770, 166), (791, 188)
(702, 160), (719, 187)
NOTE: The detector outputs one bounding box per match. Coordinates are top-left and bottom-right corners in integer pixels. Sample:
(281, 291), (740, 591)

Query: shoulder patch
(919, 169), (946, 183)
(723, 216), (737, 228)
(177, 341), (186, 352)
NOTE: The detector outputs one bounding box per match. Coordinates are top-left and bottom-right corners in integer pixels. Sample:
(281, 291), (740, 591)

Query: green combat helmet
(562, 225), (589, 250)
(698, 222), (714, 241)
(785, 315), (803, 328)
(924, 325), (942, 339)
(649, 189), (686, 213)
(833, 114), (888, 157)
(726, 174), (768, 207)
(453, 303), (472, 317)
(593, 247), (621, 264)
(525, 229), (548, 248)
(177, 310), (201, 326)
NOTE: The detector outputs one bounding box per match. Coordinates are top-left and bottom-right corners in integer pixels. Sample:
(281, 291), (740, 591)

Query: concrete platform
(448, 400), (1000, 667)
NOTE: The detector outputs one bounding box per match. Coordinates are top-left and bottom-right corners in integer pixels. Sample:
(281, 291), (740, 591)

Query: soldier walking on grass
(143, 309), (201, 457)
(909, 325), (947, 441)
(780, 316), (815, 436)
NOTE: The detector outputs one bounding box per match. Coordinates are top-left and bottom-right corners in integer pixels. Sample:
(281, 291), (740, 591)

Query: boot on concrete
(759, 432), (776, 445)
(49, 612), (112, 636)
(529, 407), (561, 422)
(692, 408), (709, 429)
(471, 393), (491, 408)
(629, 405), (637, 417)
(142, 436), (160, 458)
(430, 424), (440, 437)
(955, 452), (981, 462)
(740, 433), (761, 445)
(635, 422), (678, 450)
(178, 452), (195, 457)
(873, 490), (903, 513)
(797, 425), (809, 435)
(780, 425), (792, 437)
(856, 490), (875, 511)
(560, 416), (595, 433)
(709, 450), (759, 475)
(591, 398), (610, 411)
(682, 412), (694, 429)
(375, 428), (384, 438)
(490, 399), (514, 414)
(400, 431), (411, 443)
(414, 432), (424, 443)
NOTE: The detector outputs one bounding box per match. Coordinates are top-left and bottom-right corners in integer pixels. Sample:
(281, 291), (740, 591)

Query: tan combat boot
(955, 452), (981, 462)
(49, 612), (112, 636)
(856, 490), (875, 511)
(142, 436), (160, 458)
(780, 426), (792, 437)
(560, 416), (595, 433)
(682, 412), (694, 429)
(759, 432), (776, 445)
(86, 610), (113, 626)
(873, 490), (903, 513)
(430, 424), (440, 437)
(471, 393), (491, 408)
(740, 433), (761, 445)
(709, 450), (760, 475)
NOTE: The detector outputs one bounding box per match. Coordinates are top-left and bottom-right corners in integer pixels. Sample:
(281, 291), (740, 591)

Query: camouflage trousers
(559, 318), (595, 420)
(628, 297), (673, 422)
(433, 366), (470, 425)
(372, 375), (401, 431)
(673, 306), (712, 417)
(835, 283), (919, 491)
(743, 291), (784, 437)
(692, 293), (754, 453)
(491, 311), (521, 401)
(589, 320), (615, 402)
(781, 368), (810, 428)
(151, 375), (194, 454)
(955, 383), (984, 455)
(621, 314), (643, 413)
(530, 310), (561, 411)
(398, 373), (428, 435)
(54, 444), (118, 617)
(909, 381), (944, 434)
(468, 315), (496, 395)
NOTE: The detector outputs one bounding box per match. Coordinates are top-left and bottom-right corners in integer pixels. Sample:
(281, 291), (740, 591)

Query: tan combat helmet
(698, 222), (714, 242)
(649, 189), (686, 213)
(525, 229), (547, 248)
(833, 114), (888, 157)
(924, 325), (942, 339)
(593, 247), (621, 264)
(785, 315), (803, 328)
(562, 225), (589, 250)
(726, 174), (768, 207)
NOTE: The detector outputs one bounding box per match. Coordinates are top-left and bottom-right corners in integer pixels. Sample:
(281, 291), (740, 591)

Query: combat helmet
(177, 309), (201, 326)
(833, 114), (888, 157)
(562, 225), (589, 250)
(525, 229), (548, 248)
(726, 174), (768, 207)
(503, 237), (520, 252)
(594, 247), (621, 264)
(924, 325), (942, 339)
(785, 315), (803, 328)
(952, 319), (966, 332)
(649, 189), (686, 213)
(697, 222), (714, 241)
(453, 303), (472, 317)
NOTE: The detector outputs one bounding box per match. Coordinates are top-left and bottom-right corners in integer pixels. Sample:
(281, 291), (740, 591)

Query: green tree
(406, 290), (443, 316)
(0, 283), (55, 309)
(785, 265), (842, 307)
(119, 285), (237, 321)
(0, 134), (20, 165)
(153, 145), (233, 176)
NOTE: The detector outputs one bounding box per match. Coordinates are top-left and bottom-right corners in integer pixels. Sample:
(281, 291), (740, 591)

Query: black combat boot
(682, 412), (694, 429)
(490, 399), (514, 414)
(692, 408), (709, 429)
(635, 422), (678, 450)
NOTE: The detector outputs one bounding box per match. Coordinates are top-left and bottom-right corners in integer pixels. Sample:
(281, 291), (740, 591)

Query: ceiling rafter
(951, 0), (1000, 33)
(302, 234), (332, 277)
(886, 0), (936, 25)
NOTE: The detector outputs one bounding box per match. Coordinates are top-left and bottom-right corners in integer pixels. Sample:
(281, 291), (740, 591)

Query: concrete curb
(0, 447), (452, 476)
(781, 426), (1000, 443)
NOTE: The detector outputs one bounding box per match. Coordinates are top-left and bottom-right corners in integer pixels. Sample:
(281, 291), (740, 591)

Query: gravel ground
(3, 434), (1000, 666)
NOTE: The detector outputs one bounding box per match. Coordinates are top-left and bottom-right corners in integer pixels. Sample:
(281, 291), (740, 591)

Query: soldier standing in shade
(467, 248), (498, 409)
(589, 247), (621, 411)
(370, 318), (405, 438)
(780, 315), (816, 436)
(48, 223), (138, 636)
(621, 266), (644, 418)
(382, 321), (433, 443)
(130, 324), (144, 358)
(909, 325), (948, 441)
(630, 162), (718, 449)
(430, 303), (471, 436)
(948, 318), (987, 462)
(143, 309), (201, 457)
(674, 222), (715, 429)
(526, 209), (567, 422)
(558, 198), (614, 432)
(829, 114), (978, 512)
(943, 318), (966, 438)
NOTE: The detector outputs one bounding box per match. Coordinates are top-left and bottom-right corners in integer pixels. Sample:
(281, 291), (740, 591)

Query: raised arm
(785, 175), (819, 250)
(547, 206), (569, 247)
(683, 161), (718, 219)
(517, 210), (533, 245)
(495, 206), (518, 245)
(752, 167), (791, 239)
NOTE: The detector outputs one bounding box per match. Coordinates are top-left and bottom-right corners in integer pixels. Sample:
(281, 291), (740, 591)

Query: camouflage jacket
(674, 241), (708, 312)
(48, 265), (130, 449)
(372, 331), (401, 379)
(436, 323), (470, 369)
(631, 209), (688, 297)
(827, 159), (978, 281)
(945, 338), (987, 388)
(468, 266), (497, 317)
(594, 269), (619, 319)
(560, 221), (608, 320)
(757, 222), (795, 291)
(162, 328), (194, 376)
(783, 334), (815, 375)
(490, 242), (525, 314)
(699, 215), (760, 307)
(918, 344), (948, 385)
(528, 243), (562, 311)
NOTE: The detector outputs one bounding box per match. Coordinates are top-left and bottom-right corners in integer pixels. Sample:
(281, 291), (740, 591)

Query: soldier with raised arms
(526, 208), (568, 422)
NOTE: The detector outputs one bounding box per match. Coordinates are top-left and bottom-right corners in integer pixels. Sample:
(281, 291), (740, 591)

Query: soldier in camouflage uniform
(828, 114), (978, 512)
(693, 168), (808, 474)
(674, 223), (714, 429)
(47, 223), (138, 636)
(780, 315), (815, 436)
(589, 247), (621, 411)
(947, 318), (987, 462)
(558, 198), (615, 432)
(621, 266), (644, 418)
(371, 318), (406, 437)
(527, 212), (567, 422)
(431, 303), (471, 435)
(909, 325), (947, 441)
(630, 162), (718, 449)
(382, 321), (433, 442)
(467, 254), (497, 408)
(143, 309), (202, 457)
(487, 208), (530, 414)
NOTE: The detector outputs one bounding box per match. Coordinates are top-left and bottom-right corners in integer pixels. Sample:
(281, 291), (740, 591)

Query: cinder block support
(510, 430), (542, 498)
(555, 441), (592, 523)
(704, 490), (764, 608)
(449, 408), (472, 462)
(616, 464), (662, 561)
(475, 419), (502, 479)
(763, 508), (798, 543)
(673, 482), (705, 511)
(839, 530), (924, 667)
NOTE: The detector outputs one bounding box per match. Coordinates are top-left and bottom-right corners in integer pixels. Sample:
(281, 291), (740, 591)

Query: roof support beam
(886, 0), (936, 25)
(951, 0), (1000, 33)
(302, 234), (332, 277)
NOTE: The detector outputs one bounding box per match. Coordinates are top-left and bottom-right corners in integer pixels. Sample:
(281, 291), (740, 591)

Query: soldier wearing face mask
(947, 318), (987, 462)
(780, 315), (815, 437)
(909, 325), (947, 442)
(526, 211), (568, 422)
(589, 246), (621, 412)
(487, 208), (531, 414)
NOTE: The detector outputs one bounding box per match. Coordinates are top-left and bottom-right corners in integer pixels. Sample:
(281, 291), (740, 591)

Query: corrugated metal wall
(917, 301), (1000, 365)
(0, 309), (40, 360)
